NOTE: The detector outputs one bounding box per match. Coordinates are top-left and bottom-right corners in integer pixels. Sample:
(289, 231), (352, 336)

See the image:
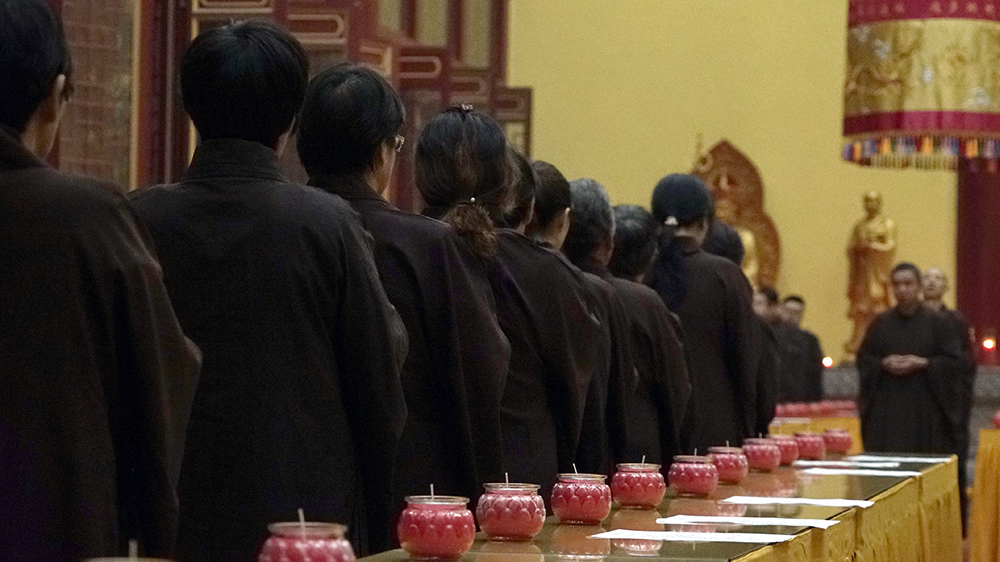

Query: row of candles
(257, 429), (853, 561)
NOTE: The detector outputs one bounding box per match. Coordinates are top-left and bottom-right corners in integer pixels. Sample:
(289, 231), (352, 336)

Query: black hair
(758, 286), (779, 305)
(891, 262), (922, 280)
(181, 20), (308, 147)
(0, 0), (73, 132)
(503, 148), (537, 228)
(648, 174), (714, 310)
(783, 294), (805, 306)
(416, 106), (514, 257)
(297, 62), (405, 177)
(703, 220), (744, 266)
(563, 178), (614, 266)
(610, 204), (659, 279)
(529, 160), (572, 233)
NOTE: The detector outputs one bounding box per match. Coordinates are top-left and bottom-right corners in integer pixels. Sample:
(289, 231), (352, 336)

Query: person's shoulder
(376, 205), (458, 243)
(9, 167), (138, 231)
(609, 276), (664, 307)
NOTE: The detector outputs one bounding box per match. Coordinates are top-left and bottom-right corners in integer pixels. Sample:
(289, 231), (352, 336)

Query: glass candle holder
(475, 483), (545, 541)
(610, 463), (666, 508)
(397, 496), (476, 560)
(257, 522), (355, 562)
(768, 434), (800, 465)
(667, 455), (719, 497)
(551, 473), (612, 524)
(707, 446), (749, 484)
(794, 432), (827, 460)
(823, 428), (853, 454)
(742, 438), (781, 472)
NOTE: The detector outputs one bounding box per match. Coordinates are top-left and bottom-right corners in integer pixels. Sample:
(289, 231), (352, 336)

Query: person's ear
(274, 119), (296, 155)
(40, 74), (68, 125)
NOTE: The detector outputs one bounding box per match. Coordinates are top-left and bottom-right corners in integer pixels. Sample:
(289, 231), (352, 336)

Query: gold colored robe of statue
(844, 191), (896, 363)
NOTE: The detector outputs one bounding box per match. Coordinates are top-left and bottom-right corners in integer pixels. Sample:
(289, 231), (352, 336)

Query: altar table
(362, 455), (961, 562)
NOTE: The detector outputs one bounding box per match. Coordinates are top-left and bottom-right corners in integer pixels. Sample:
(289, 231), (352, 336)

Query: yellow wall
(508, 0), (957, 358)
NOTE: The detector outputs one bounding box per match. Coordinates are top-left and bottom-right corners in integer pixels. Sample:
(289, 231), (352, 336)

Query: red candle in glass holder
(611, 463), (666, 508)
(795, 432), (826, 460)
(823, 428), (852, 454)
(707, 447), (749, 484)
(475, 483), (545, 541)
(667, 455), (719, 497)
(258, 522), (356, 562)
(769, 434), (800, 465)
(397, 495), (476, 560)
(551, 473), (612, 524)
(742, 438), (781, 472)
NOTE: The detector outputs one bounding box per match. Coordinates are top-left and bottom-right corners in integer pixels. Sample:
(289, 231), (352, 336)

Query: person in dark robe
(922, 266), (975, 532)
(749, 286), (781, 433)
(858, 263), (967, 460)
(777, 295), (825, 401)
(488, 150), (606, 499)
(0, 1), (202, 559)
(563, 178), (646, 471)
(609, 203), (692, 462)
(648, 174), (762, 451)
(295, 63), (511, 512)
(527, 162), (617, 475)
(130, 23), (407, 560)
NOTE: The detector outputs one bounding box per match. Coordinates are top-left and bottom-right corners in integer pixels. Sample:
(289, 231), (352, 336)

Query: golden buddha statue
(843, 190), (897, 364)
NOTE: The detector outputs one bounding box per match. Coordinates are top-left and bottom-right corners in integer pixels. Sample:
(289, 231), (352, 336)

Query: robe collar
(0, 124), (47, 172)
(182, 138), (288, 183)
(576, 255), (613, 281)
(309, 173), (391, 208)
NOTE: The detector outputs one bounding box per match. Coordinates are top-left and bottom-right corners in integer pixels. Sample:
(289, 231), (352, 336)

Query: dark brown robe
(755, 319), (780, 436)
(929, 305), (976, 530)
(492, 230), (605, 497)
(310, 174), (511, 509)
(652, 239), (761, 452)
(574, 260), (635, 474)
(608, 276), (691, 464)
(774, 323), (825, 402)
(130, 140), (407, 560)
(0, 126), (201, 561)
(858, 306), (968, 455)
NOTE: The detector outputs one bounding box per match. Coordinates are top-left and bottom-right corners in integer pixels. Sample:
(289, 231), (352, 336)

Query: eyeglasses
(394, 135), (405, 153)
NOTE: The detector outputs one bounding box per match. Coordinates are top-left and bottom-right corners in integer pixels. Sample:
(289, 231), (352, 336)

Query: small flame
(984, 339), (996, 350)
(822, 357), (834, 368)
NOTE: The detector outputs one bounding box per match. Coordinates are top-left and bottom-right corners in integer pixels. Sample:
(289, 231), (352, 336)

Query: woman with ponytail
(417, 106), (514, 257)
(648, 174), (762, 451)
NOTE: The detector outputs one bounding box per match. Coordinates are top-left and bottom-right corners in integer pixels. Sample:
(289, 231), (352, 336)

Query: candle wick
(726, 440), (730, 448)
(641, 455), (646, 464)
(505, 472), (509, 484)
(298, 508), (306, 538)
(128, 539), (137, 560)
(694, 448), (697, 456)
(573, 463), (578, 474)
(430, 484), (435, 498)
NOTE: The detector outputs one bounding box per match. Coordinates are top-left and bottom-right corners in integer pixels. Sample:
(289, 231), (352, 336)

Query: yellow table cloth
(735, 457), (961, 562)
(972, 428), (1000, 562)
